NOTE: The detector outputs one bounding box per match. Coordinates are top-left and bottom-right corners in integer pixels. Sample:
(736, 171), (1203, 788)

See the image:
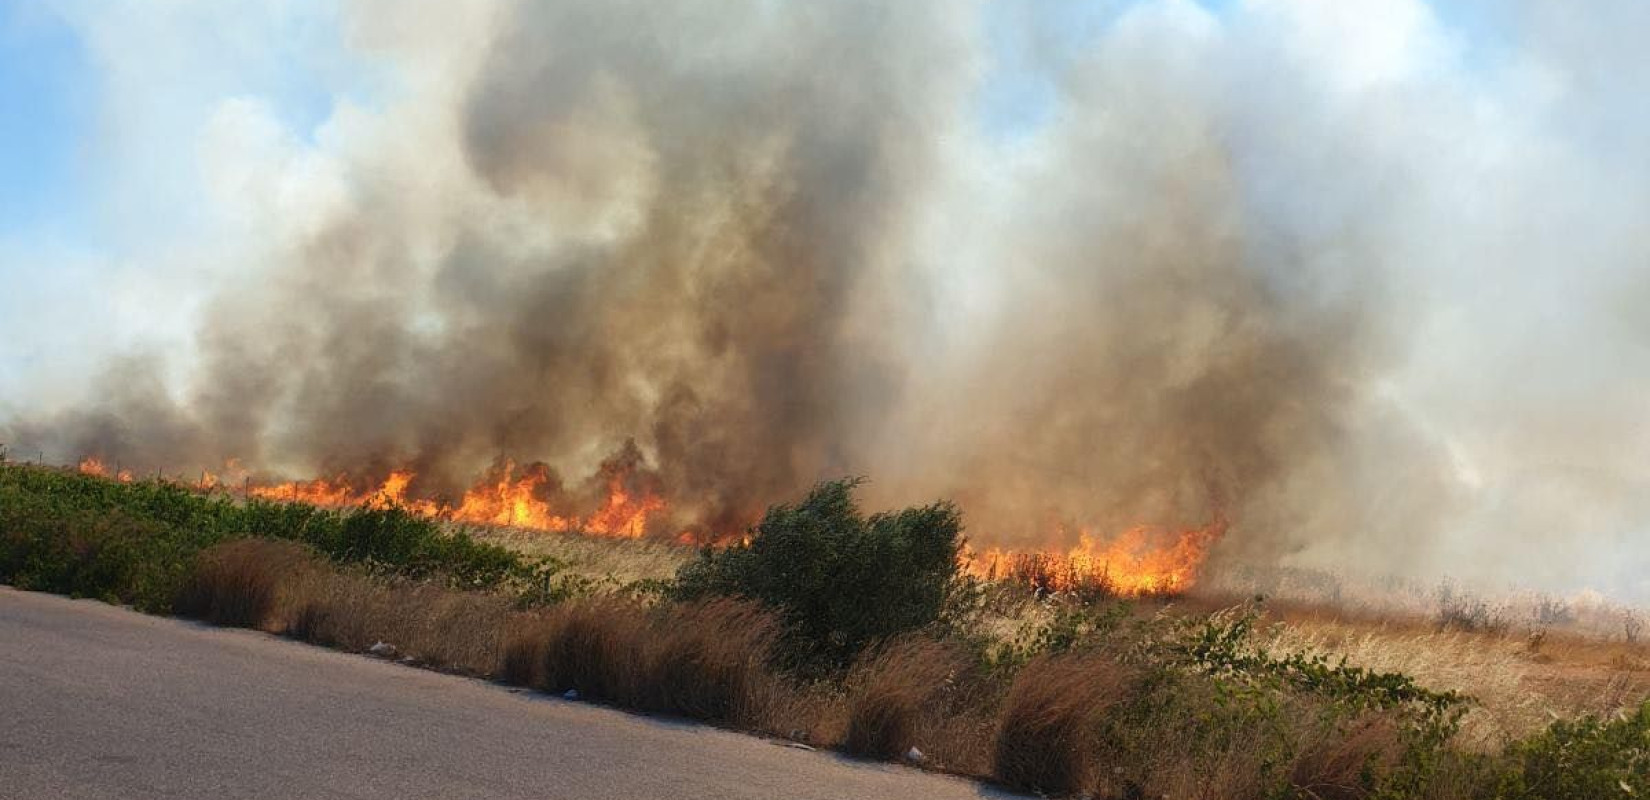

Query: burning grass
(963, 517), (1226, 599)
(6, 461), (1650, 798)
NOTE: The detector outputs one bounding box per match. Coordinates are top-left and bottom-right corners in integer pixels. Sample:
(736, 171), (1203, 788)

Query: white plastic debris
(368, 641), (397, 657)
(563, 689), (581, 701)
(904, 746), (925, 763)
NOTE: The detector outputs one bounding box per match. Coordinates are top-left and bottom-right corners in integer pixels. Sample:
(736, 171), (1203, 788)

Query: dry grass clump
(635, 599), (780, 722)
(500, 612), (558, 687)
(841, 637), (971, 761)
(1288, 714), (1405, 800)
(172, 538), (511, 676)
(282, 571), (512, 676)
(993, 654), (1134, 796)
(174, 539), (317, 628)
(502, 596), (785, 727)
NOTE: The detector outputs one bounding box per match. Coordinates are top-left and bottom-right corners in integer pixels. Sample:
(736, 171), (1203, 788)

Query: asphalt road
(0, 588), (1015, 800)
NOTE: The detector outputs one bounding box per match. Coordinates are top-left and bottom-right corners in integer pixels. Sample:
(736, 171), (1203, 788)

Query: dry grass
(993, 654), (1134, 796)
(468, 525), (692, 585)
(1264, 617), (1650, 749)
(534, 597), (650, 700)
(282, 572), (513, 675)
(841, 637), (970, 761)
(174, 539), (511, 676)
(1288, 714), (1404, 800)
(500, 612), (558, 687)
(635, 599), (780, 722)
(174, 538), (316, 628)
(502, 596), (785, 727)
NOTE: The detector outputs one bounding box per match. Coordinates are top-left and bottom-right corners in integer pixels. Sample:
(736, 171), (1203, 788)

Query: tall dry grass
(470, 525), (691, 585)
(993, 654), (1134, 796)
(282, 572), (512, 676)
(174, 538), (316, 628)
(499, 596), (785, 727)
(1264, 620), (1650, 749)
(841, 637), (971, 761)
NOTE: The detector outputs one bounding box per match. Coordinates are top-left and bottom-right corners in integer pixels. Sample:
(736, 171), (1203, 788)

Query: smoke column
(5, 0), (1649, 599)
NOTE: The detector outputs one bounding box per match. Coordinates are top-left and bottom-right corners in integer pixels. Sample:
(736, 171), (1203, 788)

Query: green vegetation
(672, 477), (963, 671)
(0, 463), (522, 611)
(1498, 702), (1648, 799)
(2, 461), (1646, 798)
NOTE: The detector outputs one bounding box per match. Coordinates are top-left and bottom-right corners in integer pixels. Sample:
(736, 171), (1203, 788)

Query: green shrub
(0, 463), (524, 609)
(673, 478), (962, 671)
(1498, 701), (1649, 800)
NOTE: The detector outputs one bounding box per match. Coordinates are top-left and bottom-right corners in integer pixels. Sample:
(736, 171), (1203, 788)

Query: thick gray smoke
(6, 0), (1649, 598)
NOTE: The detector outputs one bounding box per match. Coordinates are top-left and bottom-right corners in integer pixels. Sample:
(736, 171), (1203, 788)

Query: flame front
(964, 517), (1226, 597)
(244, 460), (665, 539)
(71, 451), (1224, 594)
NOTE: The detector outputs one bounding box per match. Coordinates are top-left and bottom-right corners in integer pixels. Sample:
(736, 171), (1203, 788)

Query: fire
(243, 459), (667, 540)
(249, 476), (360, 507)
(964, 517), (1226, 597)
(450, 461), (572, 530)
(77, 457), (132, 482)
(69, 450), (1222, 594)
(585, 477), (667, 537)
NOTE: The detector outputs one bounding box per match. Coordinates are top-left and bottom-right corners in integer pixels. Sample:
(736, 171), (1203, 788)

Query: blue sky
(7, 0), (1216, 243)
(0, 0), (1507, 249)
(0, 6), (94, 238)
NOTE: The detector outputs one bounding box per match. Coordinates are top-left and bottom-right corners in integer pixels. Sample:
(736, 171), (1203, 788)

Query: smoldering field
(4, 0), (1649, 601)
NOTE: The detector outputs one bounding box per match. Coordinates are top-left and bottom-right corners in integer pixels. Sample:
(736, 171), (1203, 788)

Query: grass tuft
(174, 539), (315, 628)
(842, 637), (969, 761)
(994, 654), (1134, 796)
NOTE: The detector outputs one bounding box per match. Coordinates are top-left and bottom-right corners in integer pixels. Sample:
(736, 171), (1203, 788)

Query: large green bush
(673, 478), (963, 671)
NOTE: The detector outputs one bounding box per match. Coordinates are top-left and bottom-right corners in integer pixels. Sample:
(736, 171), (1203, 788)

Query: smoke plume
(6, 0), (1649, 598)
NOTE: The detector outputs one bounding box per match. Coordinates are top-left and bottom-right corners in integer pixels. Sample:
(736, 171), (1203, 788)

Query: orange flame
(964, 517), (1226, 597)
(77, 457), (133, 483)
(69, 451), (1222, 593)
(243, 460), (667, 539)
(450, 461), (573, 530)
(249, 476), (359, 507)
(585, 477), (667, 537)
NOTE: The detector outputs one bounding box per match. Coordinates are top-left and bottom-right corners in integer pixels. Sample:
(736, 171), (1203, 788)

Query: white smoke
(5, 0), (1648, 600)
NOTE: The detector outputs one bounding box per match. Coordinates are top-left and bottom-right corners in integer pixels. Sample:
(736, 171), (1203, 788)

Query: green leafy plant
(1498, 701), (1649, 800)
(673, 478), (963, 671)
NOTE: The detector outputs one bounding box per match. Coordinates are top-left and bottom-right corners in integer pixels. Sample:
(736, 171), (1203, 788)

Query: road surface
(0, 588), (1014, 800)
